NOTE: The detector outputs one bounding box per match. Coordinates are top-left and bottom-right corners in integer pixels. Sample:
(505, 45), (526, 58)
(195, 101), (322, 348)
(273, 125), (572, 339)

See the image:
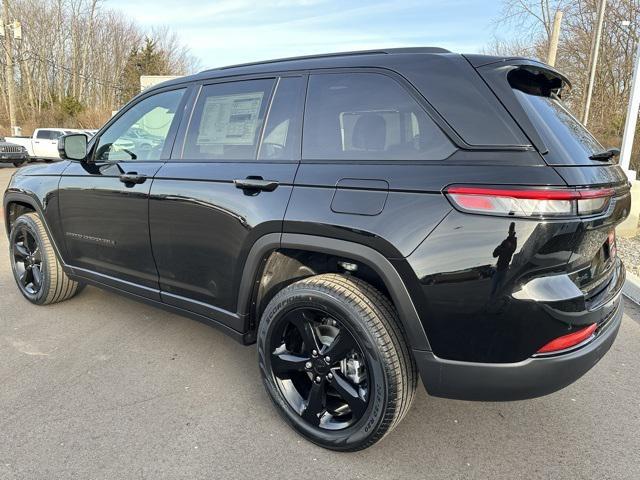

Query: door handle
(233, 177), (279, 192)
(119, 172), (148, 185)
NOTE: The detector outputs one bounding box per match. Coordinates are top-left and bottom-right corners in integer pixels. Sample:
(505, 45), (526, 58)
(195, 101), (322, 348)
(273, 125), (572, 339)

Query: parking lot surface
(1, 164), (639, 480)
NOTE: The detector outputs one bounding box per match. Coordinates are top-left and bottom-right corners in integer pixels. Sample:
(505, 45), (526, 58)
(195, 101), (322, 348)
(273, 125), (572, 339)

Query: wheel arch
(4, 192), (67, 267)
(4, 193), (40, 236)
(237, 233), (431, 351)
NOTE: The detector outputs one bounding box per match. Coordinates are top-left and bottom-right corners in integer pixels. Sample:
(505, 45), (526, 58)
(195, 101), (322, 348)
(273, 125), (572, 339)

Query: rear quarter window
(303, 72), (455, 161)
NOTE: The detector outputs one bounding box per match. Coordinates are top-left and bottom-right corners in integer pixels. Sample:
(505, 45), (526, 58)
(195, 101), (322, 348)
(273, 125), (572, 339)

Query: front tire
(9, 212), (82, 305)
(258, 273), (417, 451)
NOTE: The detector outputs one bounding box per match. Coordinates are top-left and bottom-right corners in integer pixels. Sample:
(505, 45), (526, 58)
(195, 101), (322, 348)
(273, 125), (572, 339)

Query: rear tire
(9, 212), (83, 305)
(257, 273), (417, 451)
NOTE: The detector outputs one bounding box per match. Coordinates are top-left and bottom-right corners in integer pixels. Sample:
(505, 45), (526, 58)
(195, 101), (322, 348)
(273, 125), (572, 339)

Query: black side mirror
(58, 134), (88, 161)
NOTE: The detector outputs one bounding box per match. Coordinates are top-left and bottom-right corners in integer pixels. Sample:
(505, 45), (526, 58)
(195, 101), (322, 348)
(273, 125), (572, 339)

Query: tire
(257, 273), (417, 451)
(12, 160), (27, 168)
(9, 212), (83, 305)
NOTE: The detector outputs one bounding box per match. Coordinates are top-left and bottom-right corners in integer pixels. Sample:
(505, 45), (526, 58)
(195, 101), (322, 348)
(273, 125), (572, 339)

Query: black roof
(209, 47), (451, 71)
(155, 47), (456, 90)
(144, 47), (559, 94)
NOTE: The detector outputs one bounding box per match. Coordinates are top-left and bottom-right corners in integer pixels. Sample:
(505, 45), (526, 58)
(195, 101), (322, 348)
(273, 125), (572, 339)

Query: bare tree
(0, 0), (199, 134)
(488, 0), (640, 169)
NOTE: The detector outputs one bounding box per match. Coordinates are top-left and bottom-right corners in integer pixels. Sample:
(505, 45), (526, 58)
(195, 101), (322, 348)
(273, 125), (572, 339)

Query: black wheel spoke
(32, 247), (41, 263)
(271, 352), (310, 378)
(291, 312), (322, 353)
(32, 265), (42, 288)
(331, 372), (368, 418)
(14, 242), (29, 259)
(301, 381), (325, 426)
(19, 268), (32, 287)
(21, 229), (32, 253)
(324, 331), (356, 363)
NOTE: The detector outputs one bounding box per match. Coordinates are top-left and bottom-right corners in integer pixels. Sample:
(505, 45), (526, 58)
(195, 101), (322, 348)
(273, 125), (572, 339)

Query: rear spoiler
(464, 55), (570, 85)
(463, 55), (572, 155)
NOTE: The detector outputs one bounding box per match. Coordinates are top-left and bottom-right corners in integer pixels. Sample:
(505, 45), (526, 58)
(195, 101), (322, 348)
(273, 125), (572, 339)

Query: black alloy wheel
(258, 274), (417, 451)
(12, 225), (44, 296)
(9, 212), (83, 305)
(269, 307), (370, 430)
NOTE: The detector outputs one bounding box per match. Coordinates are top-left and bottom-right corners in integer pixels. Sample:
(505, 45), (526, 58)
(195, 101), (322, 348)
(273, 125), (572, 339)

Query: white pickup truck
(6, 128), (94, 160)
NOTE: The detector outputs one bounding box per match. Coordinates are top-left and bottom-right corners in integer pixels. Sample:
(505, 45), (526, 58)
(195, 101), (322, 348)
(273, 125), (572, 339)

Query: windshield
(513, 89), (605, 164)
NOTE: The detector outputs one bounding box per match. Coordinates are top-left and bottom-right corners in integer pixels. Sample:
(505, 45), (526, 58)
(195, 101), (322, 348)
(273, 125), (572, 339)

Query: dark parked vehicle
(0, 138), (28, 167)
(4, 48), (630, 451)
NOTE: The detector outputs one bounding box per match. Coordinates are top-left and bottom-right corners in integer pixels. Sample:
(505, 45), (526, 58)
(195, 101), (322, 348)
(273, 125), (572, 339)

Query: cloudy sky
(108, 0), (506, 69)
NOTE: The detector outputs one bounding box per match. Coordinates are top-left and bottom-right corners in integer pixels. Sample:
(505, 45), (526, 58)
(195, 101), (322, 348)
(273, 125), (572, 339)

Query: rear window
(513, 88), (605, 164)
(303, 73), (455, 161)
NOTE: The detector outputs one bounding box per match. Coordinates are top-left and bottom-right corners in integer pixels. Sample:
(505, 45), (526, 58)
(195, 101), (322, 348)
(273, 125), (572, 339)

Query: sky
(107, 0), (505, 70)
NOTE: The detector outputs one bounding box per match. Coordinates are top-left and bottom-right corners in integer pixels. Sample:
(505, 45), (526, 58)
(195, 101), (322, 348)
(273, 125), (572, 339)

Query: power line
(6, 49), (125, 90)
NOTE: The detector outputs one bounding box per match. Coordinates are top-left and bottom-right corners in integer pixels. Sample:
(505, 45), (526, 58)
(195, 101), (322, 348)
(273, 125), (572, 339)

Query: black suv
(0, 138), (28, 167)
(4, 48), (630, 451)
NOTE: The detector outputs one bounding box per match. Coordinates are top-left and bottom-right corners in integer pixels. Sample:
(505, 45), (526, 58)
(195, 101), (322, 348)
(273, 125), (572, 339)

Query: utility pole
(547, 10), (563, 67)
(617, 41), (640, 238)
(582, 0), (607, 126)
(619, 42), (640, 179)
(2, 0), (17, 136)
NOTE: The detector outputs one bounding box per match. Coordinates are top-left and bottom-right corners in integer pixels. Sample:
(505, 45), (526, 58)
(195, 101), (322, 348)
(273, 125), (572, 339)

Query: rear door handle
(119, 172), (148, 185)
(233, 178), (279, 192)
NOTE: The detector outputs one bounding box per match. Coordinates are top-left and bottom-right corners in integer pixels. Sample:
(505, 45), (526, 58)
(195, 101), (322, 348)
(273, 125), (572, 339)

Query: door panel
(150, 162), (296, 318)
(59, 161), (164, 296)
(42, 137), (60, 158)
(33, 130), (58, 158)
(149, 76), (304, 326)
(58, 87), (188, 299)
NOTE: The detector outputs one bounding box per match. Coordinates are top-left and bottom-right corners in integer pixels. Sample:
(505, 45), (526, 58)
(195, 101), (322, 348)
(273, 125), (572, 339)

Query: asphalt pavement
(1, 164), (639, 480)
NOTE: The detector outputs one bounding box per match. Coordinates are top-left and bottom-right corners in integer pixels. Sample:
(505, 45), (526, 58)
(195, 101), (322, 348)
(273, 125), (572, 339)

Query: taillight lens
(536, 323), (597, 354)
(445, 186), (614, 218)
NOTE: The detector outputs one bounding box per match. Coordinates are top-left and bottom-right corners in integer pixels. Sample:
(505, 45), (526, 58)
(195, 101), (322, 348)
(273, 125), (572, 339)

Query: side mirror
(58, 134), (88, 161)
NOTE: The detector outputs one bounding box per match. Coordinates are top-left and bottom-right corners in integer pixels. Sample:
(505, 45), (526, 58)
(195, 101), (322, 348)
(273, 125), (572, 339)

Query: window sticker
(197, 92), (264, 146)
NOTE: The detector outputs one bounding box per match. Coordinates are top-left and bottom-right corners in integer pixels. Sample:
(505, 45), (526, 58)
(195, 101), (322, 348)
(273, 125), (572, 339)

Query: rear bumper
(414, 296), (623, 401)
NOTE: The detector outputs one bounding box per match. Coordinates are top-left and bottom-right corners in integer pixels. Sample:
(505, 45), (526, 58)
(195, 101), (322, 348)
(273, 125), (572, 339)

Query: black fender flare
(3, 191), (68, 266)
(237, 232), (431, 351)
(4, 191), (44, 235)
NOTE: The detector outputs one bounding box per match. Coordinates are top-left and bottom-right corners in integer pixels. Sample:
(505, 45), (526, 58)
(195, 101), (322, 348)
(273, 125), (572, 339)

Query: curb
(623, 271), (640, 306)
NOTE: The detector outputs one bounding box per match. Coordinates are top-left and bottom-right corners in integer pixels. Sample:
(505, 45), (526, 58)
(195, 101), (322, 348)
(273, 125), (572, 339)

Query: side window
(183, 79), (274, 160)
(36, 130), (51, 139)
(95, 88), (185, 162)
(258, 76), (305, 161)
(303, 73), (455, 161)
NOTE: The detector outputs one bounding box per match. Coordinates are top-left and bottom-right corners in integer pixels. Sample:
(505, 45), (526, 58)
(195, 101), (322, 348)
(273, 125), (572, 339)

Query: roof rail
(203, 47), (451, 73)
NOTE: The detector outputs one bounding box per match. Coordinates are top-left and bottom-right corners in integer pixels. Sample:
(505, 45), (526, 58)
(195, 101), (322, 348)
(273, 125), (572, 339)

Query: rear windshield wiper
(589, 148), (620, 161)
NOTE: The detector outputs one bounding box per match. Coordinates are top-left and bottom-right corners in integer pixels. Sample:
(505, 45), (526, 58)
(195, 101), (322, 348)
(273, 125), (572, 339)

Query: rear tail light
(536, 323), (597, 354)
(445, 186), (614, 218)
